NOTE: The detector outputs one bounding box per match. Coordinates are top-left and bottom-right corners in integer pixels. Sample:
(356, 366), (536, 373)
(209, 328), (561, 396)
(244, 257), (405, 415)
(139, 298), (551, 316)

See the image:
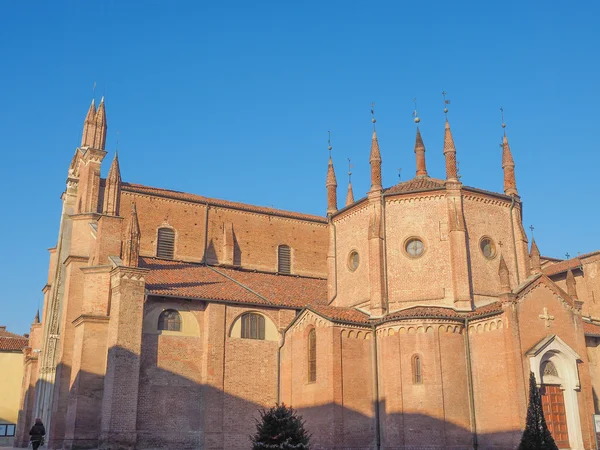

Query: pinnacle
(530, 237), (540, 257)
(326, 157), (337, 187)
(499, 254), (511, 291)
(346, 182), (354, 206)
(415, 127), (425, 151)
(34, 309), (40, 324)
(502, 134), (515, 167)
(370, 130), (381, 161)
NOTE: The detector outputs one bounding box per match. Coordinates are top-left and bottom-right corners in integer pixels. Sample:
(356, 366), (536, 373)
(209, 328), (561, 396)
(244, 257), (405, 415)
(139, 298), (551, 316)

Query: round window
(405, 238), (425, 258)
(348, 250), (359, 272)
(480, 237), (496, 259)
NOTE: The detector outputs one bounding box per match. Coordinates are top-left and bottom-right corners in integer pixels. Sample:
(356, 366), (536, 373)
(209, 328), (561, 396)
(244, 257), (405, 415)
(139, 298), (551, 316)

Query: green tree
(251, 403), (311, 450)
(518, 371), (558, 450)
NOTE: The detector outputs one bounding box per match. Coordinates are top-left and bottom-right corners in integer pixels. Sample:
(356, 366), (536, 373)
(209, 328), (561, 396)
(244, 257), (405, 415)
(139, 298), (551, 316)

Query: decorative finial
(565, 252), (570, 260)
(442, 91), (450, 115)
(348, 157), (353, 183)
(93, 81), (96, 100)
(371, 102), (376, 129)
(529, 225), (534, 238)
(328, 130), (333, 158)
(116, 131), (120, 154)
(457, 160), (462, 180)
(413, 98), (420, 124)
(500, 107), (506, 132)
(398, 168), (402, 181)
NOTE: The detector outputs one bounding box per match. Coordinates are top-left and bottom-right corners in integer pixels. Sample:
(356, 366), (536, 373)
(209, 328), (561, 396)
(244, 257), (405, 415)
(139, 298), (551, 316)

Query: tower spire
(326, 132), (338, 215)
(369, 103), (382, 192)
(500, 108), (518, 196)
(122, 203), (141, 267)
(34, 309), (40, 324)
(442, 92), (458, 183)
(346, 158), (354, 206)
(81, 98), (97, 147)
(413, 99), (428, 178)
(93, 96), (107, 150)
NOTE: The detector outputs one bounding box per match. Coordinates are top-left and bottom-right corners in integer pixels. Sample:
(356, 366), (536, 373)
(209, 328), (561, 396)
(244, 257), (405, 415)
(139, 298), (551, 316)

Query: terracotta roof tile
(122, 182), (327, 223)
(543, 258), (582, 276)
(543, 251), (600, 277)
(583, 321), (600, 337)
(304, 302), (503, 326)
(308, 305), (371, 324)
(141, 257), (327, 308)
(385, 177), (445, 195)
(0, 329), (28, 351)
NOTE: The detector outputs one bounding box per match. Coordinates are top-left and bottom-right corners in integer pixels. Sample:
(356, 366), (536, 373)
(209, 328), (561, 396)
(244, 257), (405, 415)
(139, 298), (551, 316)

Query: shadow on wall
(16, 345), (522, 450)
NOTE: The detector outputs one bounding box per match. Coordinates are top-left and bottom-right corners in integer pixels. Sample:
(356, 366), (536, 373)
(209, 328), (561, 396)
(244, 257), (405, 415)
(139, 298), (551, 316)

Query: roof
(385, 177), (445, 195)
(121, 182), (327, 223)
(0, 328), (29, 352)
(543, 251), (600, 277)
(583, 320), (600, 337)
(384, 177), (512, 201)
(141, 257), (328, 308)
(304, 302), (503, 326)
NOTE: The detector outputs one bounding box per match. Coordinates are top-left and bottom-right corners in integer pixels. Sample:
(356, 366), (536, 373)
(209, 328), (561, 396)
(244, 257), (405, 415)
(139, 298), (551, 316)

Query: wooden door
(541, 384), (569, 448)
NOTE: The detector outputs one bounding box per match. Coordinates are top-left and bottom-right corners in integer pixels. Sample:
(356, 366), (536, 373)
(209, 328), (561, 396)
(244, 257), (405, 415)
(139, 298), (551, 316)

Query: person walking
(29, 418), (45, 449)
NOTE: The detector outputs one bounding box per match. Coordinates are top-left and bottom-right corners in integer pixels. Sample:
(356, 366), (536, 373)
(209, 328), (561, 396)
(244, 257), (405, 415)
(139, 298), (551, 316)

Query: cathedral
(15, 98), (600, 450)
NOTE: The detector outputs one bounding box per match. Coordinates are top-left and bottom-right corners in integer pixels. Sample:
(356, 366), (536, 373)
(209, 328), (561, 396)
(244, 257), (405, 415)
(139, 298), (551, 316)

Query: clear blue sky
(1, 1), (599, 334)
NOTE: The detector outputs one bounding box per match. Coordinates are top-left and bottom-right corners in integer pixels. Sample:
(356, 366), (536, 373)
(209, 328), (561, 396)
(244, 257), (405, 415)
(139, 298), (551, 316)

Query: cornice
(72, 314), (110, 327)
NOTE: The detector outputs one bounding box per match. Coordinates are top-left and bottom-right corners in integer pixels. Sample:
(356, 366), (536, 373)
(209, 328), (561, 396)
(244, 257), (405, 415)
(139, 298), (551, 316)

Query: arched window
(157, 228), (175, 259)
(278, 245), (291, 274)
(412, 355), (422, 384)
(158, 309), (181, 332)
(308, 328), (317, 383)
(241, 313), (265, 340)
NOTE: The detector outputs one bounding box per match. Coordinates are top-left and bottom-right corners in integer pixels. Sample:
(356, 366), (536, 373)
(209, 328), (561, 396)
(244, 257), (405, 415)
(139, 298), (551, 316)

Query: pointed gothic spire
(530, 237), (542, 274)
(93, 97), (107, 150)
(414, 127), (428, 177)
(443, 119), (459, 182)
(103, 152), (121, 216)
(122, 203), (141, 267)
(34, 309), (40, 324)
(566, 268), (578, 299)
(499, 254), (511, 292)
(346, 181), (354, 206)
(81, 99), (97, 147)
(370, 130), (382, 191)
(326, 156), (338, 214)
(502, 133), (518, 196)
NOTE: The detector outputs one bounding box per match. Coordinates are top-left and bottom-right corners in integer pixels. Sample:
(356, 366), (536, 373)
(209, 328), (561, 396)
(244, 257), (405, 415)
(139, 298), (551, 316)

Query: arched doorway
(527, 334), (584, 450)
(540, 360), (569, 448)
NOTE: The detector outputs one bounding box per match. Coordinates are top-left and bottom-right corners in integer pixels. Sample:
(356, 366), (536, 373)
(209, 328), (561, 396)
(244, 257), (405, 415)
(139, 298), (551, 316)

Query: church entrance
(540, 384), (569, 448)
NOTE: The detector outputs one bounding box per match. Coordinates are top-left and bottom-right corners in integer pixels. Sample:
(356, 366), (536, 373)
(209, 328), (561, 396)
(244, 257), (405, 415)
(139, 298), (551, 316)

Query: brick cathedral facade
(15, 99), (600, 449)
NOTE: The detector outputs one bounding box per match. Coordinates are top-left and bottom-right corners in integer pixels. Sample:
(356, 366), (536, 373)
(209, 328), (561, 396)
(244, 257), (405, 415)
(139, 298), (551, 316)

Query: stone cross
(539, 307), (555, 328)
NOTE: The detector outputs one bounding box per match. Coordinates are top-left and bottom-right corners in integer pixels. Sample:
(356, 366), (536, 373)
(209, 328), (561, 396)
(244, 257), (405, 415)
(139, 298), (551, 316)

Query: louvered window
(241, 313), (265, 340)
(278, 245), (291, 274)
(158, 309), (181, 331)
(157, 228), (175, 259)
(412, 355), (422, 384)
(308, 328), (317, 383)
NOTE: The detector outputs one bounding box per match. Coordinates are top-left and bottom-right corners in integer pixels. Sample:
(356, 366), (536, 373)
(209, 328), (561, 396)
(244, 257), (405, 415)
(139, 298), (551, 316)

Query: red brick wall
(120, 191), (328, 277)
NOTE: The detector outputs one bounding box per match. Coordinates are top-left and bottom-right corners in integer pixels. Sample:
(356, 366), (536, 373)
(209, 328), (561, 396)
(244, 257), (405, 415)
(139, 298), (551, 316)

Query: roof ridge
(121, 182), (327, 223)
(205, 265), (274, 305)
(140, 256), (326, 280)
